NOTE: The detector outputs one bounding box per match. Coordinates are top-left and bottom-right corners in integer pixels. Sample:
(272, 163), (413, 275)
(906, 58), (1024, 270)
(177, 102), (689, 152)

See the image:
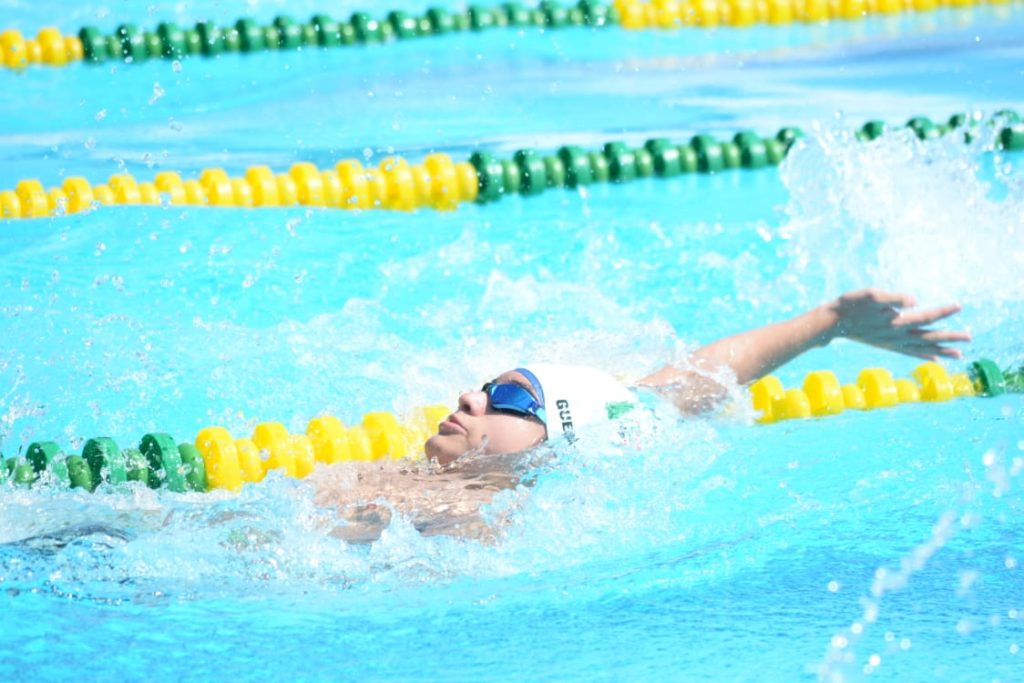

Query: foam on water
(778, 118), (1024, 358)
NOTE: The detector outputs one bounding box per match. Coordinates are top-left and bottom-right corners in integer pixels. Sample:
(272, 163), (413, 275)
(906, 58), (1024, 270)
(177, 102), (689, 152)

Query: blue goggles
(482, 381), (547, 425)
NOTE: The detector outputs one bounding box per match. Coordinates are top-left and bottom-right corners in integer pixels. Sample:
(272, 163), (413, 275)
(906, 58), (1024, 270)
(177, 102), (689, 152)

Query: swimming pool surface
(1, 1), (1023, 681)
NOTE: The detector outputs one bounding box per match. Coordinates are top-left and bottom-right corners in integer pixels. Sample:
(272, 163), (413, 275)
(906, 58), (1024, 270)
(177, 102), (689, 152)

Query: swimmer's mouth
(439, 414), (468, 436)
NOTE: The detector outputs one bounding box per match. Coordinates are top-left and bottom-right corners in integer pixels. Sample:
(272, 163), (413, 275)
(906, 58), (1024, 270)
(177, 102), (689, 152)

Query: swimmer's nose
(457, 389), (488, 416)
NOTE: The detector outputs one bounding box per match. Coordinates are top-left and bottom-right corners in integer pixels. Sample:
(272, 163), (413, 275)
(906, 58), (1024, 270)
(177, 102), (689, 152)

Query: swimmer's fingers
(901, 341), (966, 360)
(885, 328), (971, 360)
(893, 304), (971, 359)
(833, 291), (971, 360)
(907, 328), (973, 344)
(893, 302), (963, 328)
(935, 346), (966, 359)
(897, 345), (965, 361)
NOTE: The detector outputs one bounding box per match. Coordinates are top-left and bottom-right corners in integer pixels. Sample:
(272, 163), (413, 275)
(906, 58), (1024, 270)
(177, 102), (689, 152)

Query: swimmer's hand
(822, 289), (971, 361)
(640, 288), (973, 415)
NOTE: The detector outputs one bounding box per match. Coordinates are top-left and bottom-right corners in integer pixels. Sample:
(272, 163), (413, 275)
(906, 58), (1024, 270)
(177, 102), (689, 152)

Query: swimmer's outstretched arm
(637, 289), (971, 412)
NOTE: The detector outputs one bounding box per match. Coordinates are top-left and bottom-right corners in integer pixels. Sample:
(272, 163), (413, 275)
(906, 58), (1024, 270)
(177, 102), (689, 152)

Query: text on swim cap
(556, 399), (574, 434)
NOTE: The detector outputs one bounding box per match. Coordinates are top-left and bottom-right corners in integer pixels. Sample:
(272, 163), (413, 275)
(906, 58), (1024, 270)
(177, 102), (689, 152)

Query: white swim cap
(519, 363), (636, 440)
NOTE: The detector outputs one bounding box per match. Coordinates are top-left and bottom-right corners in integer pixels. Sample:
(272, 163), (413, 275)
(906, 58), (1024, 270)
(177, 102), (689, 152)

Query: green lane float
(3, 0), (1021, 71)
(1, 110), (1020, 220)
(2, 360), (1020, 493)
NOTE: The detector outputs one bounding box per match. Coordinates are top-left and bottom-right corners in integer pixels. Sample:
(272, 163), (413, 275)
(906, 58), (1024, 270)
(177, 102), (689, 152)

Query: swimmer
(424, 288), (970, 465)
(313, 288), (969, 543)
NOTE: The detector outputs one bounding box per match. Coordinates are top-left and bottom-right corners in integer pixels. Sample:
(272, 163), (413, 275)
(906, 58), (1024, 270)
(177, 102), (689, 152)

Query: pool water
(1, 2), (1023, 681)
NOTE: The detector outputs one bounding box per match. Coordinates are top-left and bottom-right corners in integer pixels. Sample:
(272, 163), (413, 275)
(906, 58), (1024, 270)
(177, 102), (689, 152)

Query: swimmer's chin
(425, 433), (494, 469)
(424, 433), (462, 467)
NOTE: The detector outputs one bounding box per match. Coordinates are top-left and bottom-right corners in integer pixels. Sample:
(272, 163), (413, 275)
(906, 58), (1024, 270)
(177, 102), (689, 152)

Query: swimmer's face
(425, 369), (547, 466)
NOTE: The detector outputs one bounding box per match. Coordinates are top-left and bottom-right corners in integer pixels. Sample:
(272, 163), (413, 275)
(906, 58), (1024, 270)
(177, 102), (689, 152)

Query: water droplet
(148, 81), (165, 105)
(95, 109), (107, 121)
(171, 60), (182, 72)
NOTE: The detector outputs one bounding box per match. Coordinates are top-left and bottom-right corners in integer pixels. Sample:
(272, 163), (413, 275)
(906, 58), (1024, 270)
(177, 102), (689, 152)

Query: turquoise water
(1, 2), (1023, 681)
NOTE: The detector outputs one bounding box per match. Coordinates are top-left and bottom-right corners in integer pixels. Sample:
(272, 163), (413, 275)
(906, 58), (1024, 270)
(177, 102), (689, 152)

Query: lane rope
(751, 358), (1019, 423)
(2, 405), (449, 493)
(1, 110), (1020, 220)
(3, 358), (1020, 493)
(1, 0), (1020, 71)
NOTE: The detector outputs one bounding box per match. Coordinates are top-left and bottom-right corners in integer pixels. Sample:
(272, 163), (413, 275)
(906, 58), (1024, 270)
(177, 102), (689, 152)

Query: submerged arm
(637, 289), (971, 413)
(328, 503), (393, 545)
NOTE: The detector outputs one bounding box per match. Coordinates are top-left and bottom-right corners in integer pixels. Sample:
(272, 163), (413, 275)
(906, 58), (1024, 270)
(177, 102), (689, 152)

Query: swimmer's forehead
(488, 370), (541, 401)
